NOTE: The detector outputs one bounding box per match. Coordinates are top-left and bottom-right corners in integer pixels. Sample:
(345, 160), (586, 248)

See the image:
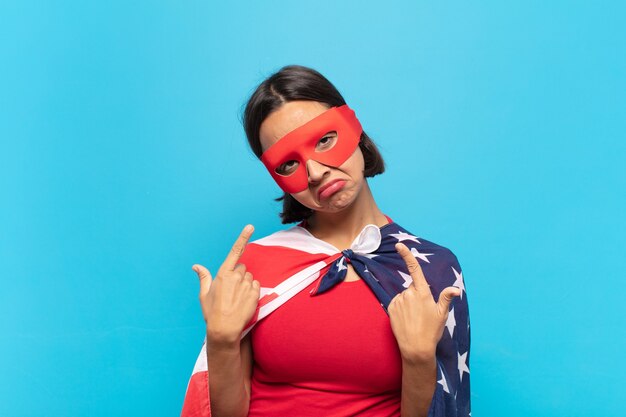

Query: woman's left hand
(388, 242), (461, 363)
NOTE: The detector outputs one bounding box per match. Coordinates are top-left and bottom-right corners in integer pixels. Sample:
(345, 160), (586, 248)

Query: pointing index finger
(220, 224), (254, 273)
(395, 242), (429, 291)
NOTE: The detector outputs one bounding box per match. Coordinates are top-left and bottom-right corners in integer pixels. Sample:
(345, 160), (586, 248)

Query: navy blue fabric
(312, 221), (471, 417)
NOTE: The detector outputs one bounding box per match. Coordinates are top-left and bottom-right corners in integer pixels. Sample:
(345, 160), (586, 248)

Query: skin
(193, 226), (257, 417)
(259, 100), (389, 250)
(192, 100), (460, 417)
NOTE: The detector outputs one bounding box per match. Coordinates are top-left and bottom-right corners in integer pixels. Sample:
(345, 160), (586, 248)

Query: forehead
(259, 101), (330, 152)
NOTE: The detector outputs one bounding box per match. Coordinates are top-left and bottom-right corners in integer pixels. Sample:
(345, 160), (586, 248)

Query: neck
(305, 181), (388, 249)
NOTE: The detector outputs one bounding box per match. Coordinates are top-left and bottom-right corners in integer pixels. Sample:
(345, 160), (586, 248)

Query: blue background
(1, 1), (624, 416)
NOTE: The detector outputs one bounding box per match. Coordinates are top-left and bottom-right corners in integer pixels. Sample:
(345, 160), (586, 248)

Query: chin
(295, 183), (360, 212)
(320, 191), (359, 211)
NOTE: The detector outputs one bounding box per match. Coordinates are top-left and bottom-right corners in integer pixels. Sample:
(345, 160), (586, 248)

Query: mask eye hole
(315, 131), (338, 152)
(275, 160), (299, 176)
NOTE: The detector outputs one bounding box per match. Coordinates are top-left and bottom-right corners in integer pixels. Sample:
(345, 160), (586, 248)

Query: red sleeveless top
(247, 274), (403, 416)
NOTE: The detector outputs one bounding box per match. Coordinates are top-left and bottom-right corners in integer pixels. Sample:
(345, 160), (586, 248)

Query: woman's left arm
(389, 243), (470, 417)
(398, 353), (438, 417)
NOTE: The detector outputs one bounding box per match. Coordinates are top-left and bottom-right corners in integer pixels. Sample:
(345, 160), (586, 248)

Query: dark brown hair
(242, 65), (385, 224)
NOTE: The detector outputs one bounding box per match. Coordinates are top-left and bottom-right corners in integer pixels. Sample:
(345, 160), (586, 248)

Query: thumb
(192, 264), (212, 290)
(437, 286), (461, 316)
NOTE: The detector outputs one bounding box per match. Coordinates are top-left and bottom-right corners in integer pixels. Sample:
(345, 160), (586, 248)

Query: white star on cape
(398, 271), (413, 288)
(457, 351), (469, 381)
(437, 365), (450, 393)
(390, 231), (421, 244)
(445, 307), (456, 338)
(451, 266), (465, 298)
(363, 266), (379, 281)
(337, 257), (347, 272)
(410, 247), (434, 263)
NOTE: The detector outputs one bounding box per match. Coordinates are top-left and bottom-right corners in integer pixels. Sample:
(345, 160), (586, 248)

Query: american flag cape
(181, 218), (471, 417)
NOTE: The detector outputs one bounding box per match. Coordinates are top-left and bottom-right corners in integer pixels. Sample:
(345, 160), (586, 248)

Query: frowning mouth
(317, 179), (347, 200)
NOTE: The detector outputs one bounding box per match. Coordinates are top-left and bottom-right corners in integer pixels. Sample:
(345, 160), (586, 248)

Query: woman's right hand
(192, 224), (260, 347)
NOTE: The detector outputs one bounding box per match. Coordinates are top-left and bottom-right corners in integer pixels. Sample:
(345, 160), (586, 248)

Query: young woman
(182, 65), (470, 417)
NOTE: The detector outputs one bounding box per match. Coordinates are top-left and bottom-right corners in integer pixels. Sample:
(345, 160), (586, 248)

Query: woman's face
(259, 100), (366, 213)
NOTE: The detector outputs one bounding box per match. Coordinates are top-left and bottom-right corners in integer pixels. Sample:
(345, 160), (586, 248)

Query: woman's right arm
(193, 225), (259, 417)
(206, 332), (253, 417)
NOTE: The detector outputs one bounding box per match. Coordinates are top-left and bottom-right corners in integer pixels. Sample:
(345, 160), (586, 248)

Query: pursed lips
(316, 179), (345, 199)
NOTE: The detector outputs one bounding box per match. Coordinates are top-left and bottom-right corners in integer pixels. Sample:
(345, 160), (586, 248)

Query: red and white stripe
(181, 224), (382, 416)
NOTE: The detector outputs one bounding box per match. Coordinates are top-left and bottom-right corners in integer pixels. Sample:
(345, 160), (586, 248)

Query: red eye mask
(260, 104), (363, 193)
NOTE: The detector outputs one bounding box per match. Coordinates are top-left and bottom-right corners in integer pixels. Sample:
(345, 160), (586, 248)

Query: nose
(305, 159), (331, 184)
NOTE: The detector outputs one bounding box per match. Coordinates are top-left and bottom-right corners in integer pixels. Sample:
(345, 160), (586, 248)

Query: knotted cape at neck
(237, 215), (464, 338)
(181, 215), (471, 417)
